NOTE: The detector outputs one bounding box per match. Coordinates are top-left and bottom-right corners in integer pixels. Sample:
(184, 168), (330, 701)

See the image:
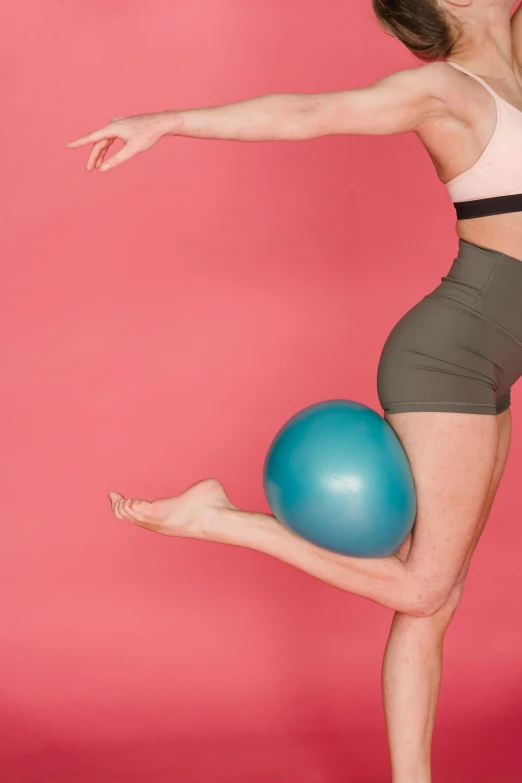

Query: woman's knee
(407, 580), (465, 620)
(436, 581), (465, 619)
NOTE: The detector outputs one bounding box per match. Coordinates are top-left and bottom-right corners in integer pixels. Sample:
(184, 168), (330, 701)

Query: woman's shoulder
(383, 61), (464, 108)
(399, 61), (461, 94)
(396, 60), (487, 119)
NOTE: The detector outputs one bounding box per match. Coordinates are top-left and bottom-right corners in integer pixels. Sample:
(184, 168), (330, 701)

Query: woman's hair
(372, 0), (461, 62)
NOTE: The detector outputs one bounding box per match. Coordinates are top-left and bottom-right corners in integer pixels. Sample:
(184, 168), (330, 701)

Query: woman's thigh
(384, 410), (500, 602)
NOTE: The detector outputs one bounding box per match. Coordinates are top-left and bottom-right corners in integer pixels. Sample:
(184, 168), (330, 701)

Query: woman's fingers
(67, 115), (163, 171)
(87, 138), (111, 172)
(95, 139), (114, 169)
(96, 143), (112, 168)
(66, 127), (112, 148)
(99, 141), (141, 171)
(66, 117), (129, 149)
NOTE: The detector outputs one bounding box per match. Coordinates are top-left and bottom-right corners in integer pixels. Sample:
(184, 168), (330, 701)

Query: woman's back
(414, 56), (522, 260)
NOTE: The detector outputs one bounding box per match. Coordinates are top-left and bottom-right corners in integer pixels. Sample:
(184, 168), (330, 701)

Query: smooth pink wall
(3, 2), (521, 781)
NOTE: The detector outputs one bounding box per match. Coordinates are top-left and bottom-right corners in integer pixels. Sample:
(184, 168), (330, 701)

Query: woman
(67, 1), (522, 780)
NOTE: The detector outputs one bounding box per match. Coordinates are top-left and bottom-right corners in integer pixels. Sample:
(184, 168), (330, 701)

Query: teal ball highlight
(263, 400), (416, 558)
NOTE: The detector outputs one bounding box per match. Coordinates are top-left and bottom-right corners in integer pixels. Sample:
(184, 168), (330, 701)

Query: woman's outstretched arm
(65, 63), (449, 171)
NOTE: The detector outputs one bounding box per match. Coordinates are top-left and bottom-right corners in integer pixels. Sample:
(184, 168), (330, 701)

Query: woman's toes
(115, 497), (153, 524)
(112, 503), (125, 520)
(120, 498), (135, 519)
(108, 493), (130, 520)
(126, 498), (151, 522)
(107, 491), (156, 525)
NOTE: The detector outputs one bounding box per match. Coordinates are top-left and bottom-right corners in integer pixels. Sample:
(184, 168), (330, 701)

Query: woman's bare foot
(108, 478), (236, 539)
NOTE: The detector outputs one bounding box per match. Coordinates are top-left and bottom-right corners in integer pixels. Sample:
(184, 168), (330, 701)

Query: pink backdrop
(3, 1), (521, 781)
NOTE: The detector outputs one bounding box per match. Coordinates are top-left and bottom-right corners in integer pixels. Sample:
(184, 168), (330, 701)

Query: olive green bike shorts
(377, 239), (522, 415)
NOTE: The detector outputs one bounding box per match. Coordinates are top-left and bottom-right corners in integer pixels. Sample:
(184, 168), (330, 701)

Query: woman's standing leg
(381, 409), (512, 783)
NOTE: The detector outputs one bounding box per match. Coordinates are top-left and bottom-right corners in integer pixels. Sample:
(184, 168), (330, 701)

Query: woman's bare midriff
(456, 213), (522, 262)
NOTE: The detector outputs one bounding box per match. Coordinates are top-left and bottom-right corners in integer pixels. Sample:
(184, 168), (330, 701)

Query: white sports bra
(445, 61), (522, 220)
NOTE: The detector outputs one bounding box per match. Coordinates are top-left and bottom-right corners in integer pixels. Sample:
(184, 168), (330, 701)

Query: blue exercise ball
(263, 400), (416, 557)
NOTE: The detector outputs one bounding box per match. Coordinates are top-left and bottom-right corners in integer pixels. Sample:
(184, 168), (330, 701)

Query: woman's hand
(65, 111), (177, 172)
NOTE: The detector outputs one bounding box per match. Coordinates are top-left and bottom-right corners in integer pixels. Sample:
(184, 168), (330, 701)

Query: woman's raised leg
(381, 409), (512, 783)
(108, 409), (500, 618)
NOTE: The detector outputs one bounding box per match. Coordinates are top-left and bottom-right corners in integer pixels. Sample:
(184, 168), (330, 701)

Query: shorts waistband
(427, 238), (522, 344)
(458, 238), (522, 272)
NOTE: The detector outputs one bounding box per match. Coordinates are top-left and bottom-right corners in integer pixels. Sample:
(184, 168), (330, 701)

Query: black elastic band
(454, 193), (522, 220)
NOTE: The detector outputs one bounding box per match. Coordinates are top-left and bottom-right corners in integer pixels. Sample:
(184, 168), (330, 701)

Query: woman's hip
(377, 239), (522, 416)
